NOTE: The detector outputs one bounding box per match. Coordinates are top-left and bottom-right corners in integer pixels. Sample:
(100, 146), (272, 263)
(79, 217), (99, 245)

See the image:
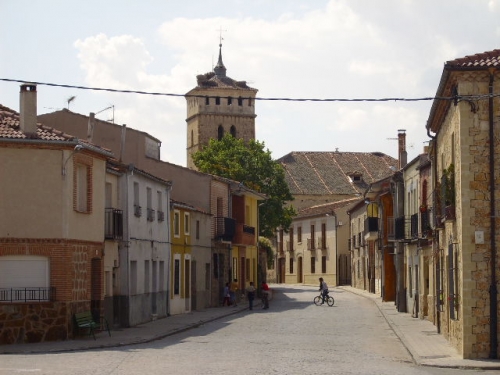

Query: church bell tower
(185, 43), (258, 170)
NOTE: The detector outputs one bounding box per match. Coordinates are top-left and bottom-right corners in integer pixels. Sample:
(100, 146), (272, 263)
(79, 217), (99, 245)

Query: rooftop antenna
(67, 96), (76, 109)
(96, 105), (115, 123)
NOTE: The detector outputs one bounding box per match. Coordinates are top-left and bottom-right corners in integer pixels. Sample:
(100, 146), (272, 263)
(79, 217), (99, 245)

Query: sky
(1, 0), (500, 167)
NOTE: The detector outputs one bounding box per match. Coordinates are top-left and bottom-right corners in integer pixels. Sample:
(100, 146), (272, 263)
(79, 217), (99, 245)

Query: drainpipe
(488, 69), (498, 359)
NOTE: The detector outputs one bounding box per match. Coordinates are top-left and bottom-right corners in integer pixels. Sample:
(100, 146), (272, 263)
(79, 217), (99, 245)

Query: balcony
(410, 213), (419, 239)
(134, 205), (142, 217)
(232, 223), (256, 246)
(317, 237), (328, 250)
(0, 287), (56, 302)
(147, 208), (156, 222)
(307, 238), (316, 250)
(105, 208), (123, 240)
(214, 216), (236, 242)
(364, 217), (379, 241)
(157, 210), (165, 222)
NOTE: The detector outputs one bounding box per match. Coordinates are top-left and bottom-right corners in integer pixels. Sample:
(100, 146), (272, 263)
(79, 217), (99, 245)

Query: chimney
(398, 129), (407, 169)
(20, 84), (38, 136)
(87, 112), (95, 143)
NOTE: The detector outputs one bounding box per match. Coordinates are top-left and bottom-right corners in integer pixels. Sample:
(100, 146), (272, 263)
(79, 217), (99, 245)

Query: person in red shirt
(261, 281), (270, 309)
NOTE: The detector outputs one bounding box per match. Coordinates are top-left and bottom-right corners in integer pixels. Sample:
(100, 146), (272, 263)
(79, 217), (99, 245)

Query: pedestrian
(261, 280), (270, 309)
(223, 283), (230, 306)
(319, 277), (329, 304)
(230, 278), (239, 307)
(246, 281), (256, 310)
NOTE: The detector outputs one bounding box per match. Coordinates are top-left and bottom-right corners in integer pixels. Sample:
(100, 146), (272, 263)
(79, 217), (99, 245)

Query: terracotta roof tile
(277, 151), (397, 196)
(0, 104), (75, 141)
(446, 49), (500, 69)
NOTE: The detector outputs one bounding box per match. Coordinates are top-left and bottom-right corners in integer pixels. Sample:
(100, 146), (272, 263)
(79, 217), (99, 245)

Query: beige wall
(0, 146), (106, 242)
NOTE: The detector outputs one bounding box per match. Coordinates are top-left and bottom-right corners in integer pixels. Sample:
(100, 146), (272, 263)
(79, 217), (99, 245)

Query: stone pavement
(341, 286), (500, 370)
(1, 285), (500, 370)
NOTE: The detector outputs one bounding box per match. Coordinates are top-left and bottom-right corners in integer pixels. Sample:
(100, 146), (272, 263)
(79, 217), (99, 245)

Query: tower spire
(214, 29), (227, 78)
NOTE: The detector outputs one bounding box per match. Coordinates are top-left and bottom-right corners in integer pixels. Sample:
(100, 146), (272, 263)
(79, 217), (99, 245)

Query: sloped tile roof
(277, 151), (397, 196)
(445, 49), (500, 69)
(296, 197), (361, 219)
(0, 104), (75, 141)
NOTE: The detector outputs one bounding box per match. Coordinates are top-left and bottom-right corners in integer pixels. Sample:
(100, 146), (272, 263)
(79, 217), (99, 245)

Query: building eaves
(296, 197), (361, 219)
(426, 49), (500, 134)
(170, 199), (211, 216)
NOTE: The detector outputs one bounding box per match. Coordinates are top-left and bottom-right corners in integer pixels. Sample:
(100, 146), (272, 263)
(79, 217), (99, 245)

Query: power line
(2, 77), (499, 103)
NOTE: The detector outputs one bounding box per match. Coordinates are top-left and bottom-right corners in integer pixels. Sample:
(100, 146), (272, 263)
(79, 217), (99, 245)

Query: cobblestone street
(1, 285), (498, 375)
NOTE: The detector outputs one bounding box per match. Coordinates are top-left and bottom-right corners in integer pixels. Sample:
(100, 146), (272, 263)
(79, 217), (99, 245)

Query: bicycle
(314, 292), (334, 307)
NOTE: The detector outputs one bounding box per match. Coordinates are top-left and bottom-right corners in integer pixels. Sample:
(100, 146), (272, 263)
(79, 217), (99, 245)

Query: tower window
(227, 97), (232, 105)
(230, 125), (236, 137)
(215, 97), (220, 105)
(205, 96), (209, 105)
(218, 125), (224, 141)
(238, 97), (243, 106)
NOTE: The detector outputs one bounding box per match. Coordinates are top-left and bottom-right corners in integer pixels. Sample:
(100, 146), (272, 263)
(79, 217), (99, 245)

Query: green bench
(74, 311), (111, 340)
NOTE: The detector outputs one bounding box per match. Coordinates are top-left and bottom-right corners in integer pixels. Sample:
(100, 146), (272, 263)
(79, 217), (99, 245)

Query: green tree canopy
(193, 134), (295, 237)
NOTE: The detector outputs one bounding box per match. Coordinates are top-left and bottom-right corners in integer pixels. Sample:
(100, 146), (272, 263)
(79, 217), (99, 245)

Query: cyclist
(319, 277), (329, 304)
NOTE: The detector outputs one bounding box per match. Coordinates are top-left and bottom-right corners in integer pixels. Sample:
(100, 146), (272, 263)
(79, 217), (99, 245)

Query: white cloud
(64, 0), (500, 167)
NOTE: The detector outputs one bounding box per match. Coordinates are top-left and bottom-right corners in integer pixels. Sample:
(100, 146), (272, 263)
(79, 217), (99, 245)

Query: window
(227, 96), (232, 105)
(0, 255), (50, 302)
(130, 261), (137, 295)
(246, 259), (250, 281)
(205, 96), (209, 105)
(174, 258), (180, 295)
(196, 220), (200, 240)
(157, 191), (164, 222)
(238, 96), (243, 106)
(174, 210), (180, 237)
(218, 125), (224, 140)
(289, 258), (294, 274)
(184, 212), (190, 235)
(289, 227), (294, 252)
(311, 256), (315, 274)
(297, 227), (302, 243)
(215, 96), (220, 105)
(321, 223), (326, 249)
(147, 187), (155, 221)
(230, 125), (236, 137)
(105, 182), (112, 208)
(159, 261), (165, 292)
(75, 163), (91, 212)
(133, 182), (141, 217)
(144, 260), (150, 293)
(310, 224), (315, 249)
(205, 263), (210, 290)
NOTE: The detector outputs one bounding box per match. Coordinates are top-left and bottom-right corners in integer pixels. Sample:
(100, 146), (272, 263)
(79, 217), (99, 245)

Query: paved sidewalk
(341, 286), (500, 370)
(0, 304), (248, 355)
(1, 286), (500, 370)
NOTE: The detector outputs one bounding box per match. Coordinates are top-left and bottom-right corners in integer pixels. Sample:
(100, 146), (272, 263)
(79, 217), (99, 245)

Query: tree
(193, 134), (295, 237)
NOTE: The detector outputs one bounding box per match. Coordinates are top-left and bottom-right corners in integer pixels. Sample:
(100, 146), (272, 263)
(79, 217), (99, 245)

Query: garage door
(0, 255), (50, 301)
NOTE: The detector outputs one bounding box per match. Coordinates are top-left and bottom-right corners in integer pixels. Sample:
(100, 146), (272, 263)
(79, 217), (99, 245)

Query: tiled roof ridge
(446, 49), (500, 68)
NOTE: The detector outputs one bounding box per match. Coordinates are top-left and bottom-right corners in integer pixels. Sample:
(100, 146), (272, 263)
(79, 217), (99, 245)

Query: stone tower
(185, 43), (258, 170)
